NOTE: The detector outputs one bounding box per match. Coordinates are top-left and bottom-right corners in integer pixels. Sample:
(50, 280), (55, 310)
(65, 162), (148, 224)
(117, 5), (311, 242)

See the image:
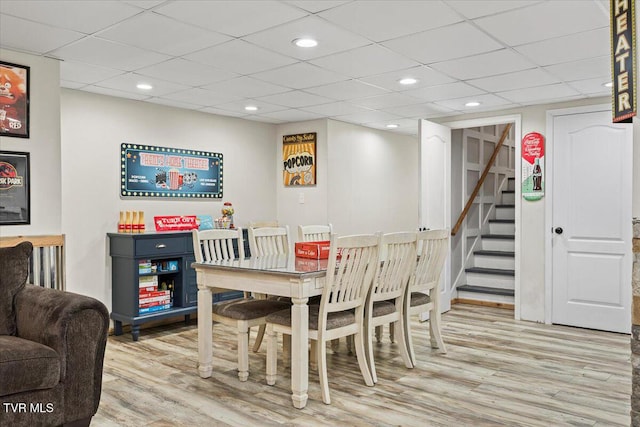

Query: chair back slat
(372, 232), (417, 303)
(248, 226), (290, 256)
(298, 224), (333, 242)
(192, 228), (244, 263)
(413, 229), (449, 294)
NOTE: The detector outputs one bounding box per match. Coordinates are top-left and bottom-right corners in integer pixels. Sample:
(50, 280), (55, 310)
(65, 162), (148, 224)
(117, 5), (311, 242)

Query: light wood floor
(94, 304), (630, 427)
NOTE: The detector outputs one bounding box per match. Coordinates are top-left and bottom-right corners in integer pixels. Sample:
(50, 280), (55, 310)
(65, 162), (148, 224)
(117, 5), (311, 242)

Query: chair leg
(266, 324), (277, 385)
(347, 335), (354, 354)
(353, 331), (374, 387)
(317, 338), (331, 404)
(310, 341), (318, 371)
(429, 307), (447, 354)
(393, 318), (413, 369)
(330, 338), (340, 352)
(237, 322), (249, 381)
(375, 325), (383, 343)
(253, 324), (266, 352)
(389, 322), (395, 343)
(364, 319), (377, 384)
(404, 312), (416, 368)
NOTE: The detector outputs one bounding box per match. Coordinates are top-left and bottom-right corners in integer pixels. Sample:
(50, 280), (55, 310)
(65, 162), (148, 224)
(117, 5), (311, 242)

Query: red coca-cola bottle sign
(521, 132), (544, 165)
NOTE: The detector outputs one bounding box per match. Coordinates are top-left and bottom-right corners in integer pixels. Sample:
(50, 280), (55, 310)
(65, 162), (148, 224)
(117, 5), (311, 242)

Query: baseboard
(452, 298), (514, 310)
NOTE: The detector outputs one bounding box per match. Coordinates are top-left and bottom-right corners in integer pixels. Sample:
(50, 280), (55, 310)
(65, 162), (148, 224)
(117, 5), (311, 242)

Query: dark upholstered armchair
(0, 242), (109, 427)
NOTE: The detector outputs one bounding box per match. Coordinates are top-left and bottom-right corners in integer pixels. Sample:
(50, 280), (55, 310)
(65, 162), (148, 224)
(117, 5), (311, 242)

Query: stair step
(488, 219), (515, 235)
(489, 219), (514, 224)
(502, 190), (515, 194)
(465, 267), (515, 276)
(496, 204), (515, 208)
(474, 250), (515, 257)
(457, 285), (515, 297)
(482, 234), (514, 240)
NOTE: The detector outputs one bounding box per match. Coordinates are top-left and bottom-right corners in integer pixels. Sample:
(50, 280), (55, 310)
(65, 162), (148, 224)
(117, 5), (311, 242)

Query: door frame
(443, 114), (522, 319)
(544, 103), (613, 325)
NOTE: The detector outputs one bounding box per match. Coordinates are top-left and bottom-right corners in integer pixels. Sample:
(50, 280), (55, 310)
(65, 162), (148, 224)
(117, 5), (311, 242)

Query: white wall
(0, 49), (61, 236)
(61, 89), (277, 306)
(326, 120), (419, 235)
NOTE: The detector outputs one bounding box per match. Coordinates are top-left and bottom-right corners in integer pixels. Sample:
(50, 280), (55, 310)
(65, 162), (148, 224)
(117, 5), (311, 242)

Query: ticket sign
(521, 132), (544, 202)
(611, 0), (637, 122)
(121, 143), (223, 198)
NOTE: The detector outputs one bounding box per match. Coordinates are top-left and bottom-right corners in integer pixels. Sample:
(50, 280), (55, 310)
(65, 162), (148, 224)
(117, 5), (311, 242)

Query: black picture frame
(0, 151), (30, 225)
(0, 61), (30, 138)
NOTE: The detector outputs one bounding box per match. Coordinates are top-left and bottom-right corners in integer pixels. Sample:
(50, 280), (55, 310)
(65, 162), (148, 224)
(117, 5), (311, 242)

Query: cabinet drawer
(135, 237), (185, 256)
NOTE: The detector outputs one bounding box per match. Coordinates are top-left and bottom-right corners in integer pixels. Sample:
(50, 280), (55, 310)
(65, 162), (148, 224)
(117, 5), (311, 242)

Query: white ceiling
(0, 0), (612, 135)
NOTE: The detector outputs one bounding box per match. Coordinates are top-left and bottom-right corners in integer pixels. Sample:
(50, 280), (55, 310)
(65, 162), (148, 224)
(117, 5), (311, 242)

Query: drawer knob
(155, 243), (167, 249)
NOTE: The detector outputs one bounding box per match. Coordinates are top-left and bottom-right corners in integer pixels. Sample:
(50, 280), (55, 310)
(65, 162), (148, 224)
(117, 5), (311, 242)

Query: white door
(419, 119), (452, 313)
(551, 110), (632, 333)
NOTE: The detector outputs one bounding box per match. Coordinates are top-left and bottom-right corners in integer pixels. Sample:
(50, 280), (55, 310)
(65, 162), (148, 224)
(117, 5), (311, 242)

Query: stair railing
(0, 234), (66, 290)
(451, 123), (513, 236)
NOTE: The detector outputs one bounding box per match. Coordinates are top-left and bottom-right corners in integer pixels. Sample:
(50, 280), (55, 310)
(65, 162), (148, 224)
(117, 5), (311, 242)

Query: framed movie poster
(0, 61), (30, 138)
(120, 143), (223, 198)
(0, 151), (30, 225)
(283, 132), (316, 186)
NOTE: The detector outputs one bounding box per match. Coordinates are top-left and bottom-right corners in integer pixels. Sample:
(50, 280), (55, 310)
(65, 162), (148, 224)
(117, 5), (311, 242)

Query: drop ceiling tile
(446, 0), (539, 19)
(431, 49), (535, 80)
(380, 103), (455, 118)
(467, 68), (560, 92)
(97, 12), (231, 56)
(382, 22), (503, 64)
(121, 1), (165, 9)
(333, 110), (401, 125)
(82, 85), (151, 101)
(161, 88), (240, 107)
(515, 28), (609, 67)
(366, 118), (418, 133)
(50, 37), (171, 71)
(212, 100), (288, 115)
(254, 109), (323, 122)
(474, 1), (607, 46)
(60, 80), (86, 89)
(543, 56), (610, 81)
(154, 0), (307, 37)
(243, 16), (370, 60)
(244, 114), (287, 124)
(498, 83), (581, 103)
(60, 61), (124, 85)
(136, 59), (238, 87)
(285, 1), (349, 13)
(360, 66), (456, 92)
(146, 97), (204, 111)
(202, 77), (289, 98)
(433, 93), (514, 111)
(318, 1), (462, 42)
(567, 78), (611, 96)
(251, 62), (348, 89)
(94, 73), (190, 97)
(309, 44), (421, 78)
(410, 82), (486, 102)
(184, 40), (297, 75)
(301, 102), (373, 117)
(304, 80), (388, 101)
(351, 93), (421, 109)
(0, 15), (84, 54)
(200, 107), (249, 119)
(256, 91), (334, 108)
(0, 0), (141, 34)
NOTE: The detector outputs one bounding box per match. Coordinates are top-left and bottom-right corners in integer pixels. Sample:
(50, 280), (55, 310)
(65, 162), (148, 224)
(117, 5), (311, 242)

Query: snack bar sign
(121, 143), (223, 198)
(611, 0), (637, 122)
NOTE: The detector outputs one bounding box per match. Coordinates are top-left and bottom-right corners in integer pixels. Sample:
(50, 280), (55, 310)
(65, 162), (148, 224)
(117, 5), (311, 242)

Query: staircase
(457, 178), (515, 306)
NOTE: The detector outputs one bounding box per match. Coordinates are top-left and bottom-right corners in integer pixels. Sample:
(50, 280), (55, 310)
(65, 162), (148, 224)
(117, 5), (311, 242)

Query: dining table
(192, 255), (328, 409)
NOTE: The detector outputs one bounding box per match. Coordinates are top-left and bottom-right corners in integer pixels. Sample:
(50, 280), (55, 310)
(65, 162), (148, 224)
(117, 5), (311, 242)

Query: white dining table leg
(290, 295), (309, 409)
(198, 285), (213, 378)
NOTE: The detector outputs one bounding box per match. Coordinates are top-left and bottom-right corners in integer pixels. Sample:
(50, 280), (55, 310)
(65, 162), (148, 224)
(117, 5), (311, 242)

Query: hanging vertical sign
(521, 132), (544, 201)
(283, 132), (316, 186)
(611, 0), (637, 122)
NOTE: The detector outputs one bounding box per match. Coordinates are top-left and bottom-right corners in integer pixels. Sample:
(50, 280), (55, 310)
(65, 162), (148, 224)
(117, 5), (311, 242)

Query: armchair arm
(14, 285), (109, 423)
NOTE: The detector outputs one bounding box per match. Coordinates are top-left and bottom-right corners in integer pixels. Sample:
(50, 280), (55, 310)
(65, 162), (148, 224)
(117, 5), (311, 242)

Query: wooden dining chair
(192, 228), (290, 381)
(363, 232), (416, 383)
(297, 224), (333, 242)
(404, 229), (450, 366)
(265, 233), (380, 405)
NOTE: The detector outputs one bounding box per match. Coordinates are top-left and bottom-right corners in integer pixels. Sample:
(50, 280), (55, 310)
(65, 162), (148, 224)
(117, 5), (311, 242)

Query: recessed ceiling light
(293, 38), (318, 48)
(603, 82), (613, 88)
(386, 124), (399, 129)
(244, 105), (258, 111)
(465, 101), (481, 107)
(398, 77), (418, 85)
(136, 83), (153, 90)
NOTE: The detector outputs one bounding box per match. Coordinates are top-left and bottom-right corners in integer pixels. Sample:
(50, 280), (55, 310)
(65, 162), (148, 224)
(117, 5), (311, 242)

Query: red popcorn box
(295, 240), (330, 259)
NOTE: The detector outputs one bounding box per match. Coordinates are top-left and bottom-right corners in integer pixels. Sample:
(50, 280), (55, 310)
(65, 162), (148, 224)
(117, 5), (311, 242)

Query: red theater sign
(611, 0), (637, 122)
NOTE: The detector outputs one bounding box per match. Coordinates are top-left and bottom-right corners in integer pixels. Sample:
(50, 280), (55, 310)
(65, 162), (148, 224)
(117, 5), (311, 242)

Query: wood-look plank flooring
(93, 304), (630, 426)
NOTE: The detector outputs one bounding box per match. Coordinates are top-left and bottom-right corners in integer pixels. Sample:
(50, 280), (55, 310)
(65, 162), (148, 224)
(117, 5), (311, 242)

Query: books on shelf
(139, 304), (171, 314)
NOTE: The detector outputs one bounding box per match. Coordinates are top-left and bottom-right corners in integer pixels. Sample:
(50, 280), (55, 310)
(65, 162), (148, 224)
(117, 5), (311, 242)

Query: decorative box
(295, 240), (330, 259)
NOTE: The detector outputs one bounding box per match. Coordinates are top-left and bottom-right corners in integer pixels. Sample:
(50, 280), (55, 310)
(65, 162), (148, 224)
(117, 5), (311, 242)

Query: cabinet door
(183, 255), (197, 306)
